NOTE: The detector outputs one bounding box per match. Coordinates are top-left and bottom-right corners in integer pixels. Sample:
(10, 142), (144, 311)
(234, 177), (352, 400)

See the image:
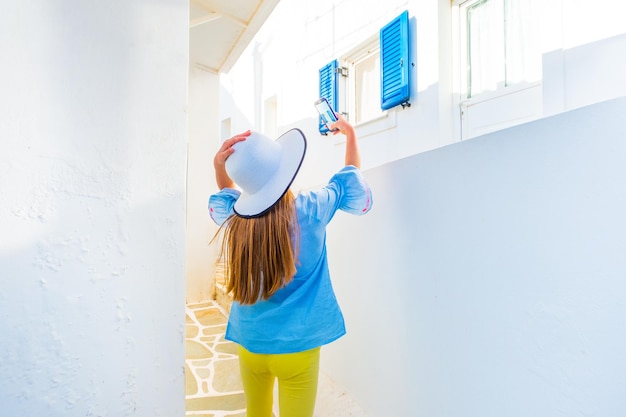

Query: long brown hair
(217, 191), (299, 305)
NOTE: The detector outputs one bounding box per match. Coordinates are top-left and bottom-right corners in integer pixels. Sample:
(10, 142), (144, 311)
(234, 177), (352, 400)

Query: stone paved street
(185, 301), (245, 417)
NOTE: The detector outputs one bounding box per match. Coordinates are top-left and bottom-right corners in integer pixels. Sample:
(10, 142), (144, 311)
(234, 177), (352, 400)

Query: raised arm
(214, 130), (251, 189)
(329, 114), (361, 168)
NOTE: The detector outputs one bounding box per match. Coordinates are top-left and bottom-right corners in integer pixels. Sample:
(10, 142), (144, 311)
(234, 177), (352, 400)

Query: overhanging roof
(189, 0), (280, 74)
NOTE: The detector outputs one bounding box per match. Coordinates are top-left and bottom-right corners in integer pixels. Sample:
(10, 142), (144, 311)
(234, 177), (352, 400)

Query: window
(454, 0), (543, 139)
(354, 51), (381, 121)
(344, 37), (384, 125)
(459, 0), (540, 98)
(318, 11), (411, 135)
(318, 41), (385, 133)
(263, 95), (277, 138)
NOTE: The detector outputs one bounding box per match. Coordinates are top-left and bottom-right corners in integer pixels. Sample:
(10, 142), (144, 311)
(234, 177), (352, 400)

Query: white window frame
(337, 35), (397, 140)
(452, 0), (543, 140)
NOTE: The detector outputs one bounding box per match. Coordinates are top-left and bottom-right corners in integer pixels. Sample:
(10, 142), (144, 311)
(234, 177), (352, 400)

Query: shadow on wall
(0, 190), (186, 416)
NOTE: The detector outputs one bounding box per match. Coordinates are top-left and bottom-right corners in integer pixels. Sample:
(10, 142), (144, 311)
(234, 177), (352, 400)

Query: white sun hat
(225, 128), (307, 218)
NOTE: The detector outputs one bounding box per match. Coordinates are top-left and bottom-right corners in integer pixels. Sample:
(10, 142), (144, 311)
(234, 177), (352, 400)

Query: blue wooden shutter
(380, 10), (411, 110)
(318, 60), (338, 134)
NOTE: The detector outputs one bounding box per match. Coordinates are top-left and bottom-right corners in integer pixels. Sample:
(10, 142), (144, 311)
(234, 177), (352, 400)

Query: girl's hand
(214, 130), (251, 189)
(329, 114), (355, 137)
(214, 130), (251, 167)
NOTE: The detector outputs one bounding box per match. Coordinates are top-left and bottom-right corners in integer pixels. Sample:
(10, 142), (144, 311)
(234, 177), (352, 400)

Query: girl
(209, 115), (372, 417)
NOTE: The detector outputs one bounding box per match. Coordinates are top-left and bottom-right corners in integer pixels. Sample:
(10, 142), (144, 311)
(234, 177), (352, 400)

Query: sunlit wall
(326, 96), (626, 417)
(0, 1), (188, 415)
(213, 0), (626, 415)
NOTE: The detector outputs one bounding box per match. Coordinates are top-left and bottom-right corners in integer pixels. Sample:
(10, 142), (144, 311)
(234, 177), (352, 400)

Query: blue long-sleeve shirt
(208, 166), (372, 354)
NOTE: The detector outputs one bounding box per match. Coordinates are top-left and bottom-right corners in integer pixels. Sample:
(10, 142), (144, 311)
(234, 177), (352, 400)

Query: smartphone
(314, 97), (339, 132)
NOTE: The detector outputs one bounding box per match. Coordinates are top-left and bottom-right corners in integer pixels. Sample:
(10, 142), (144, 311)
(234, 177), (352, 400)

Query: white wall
(324, 96), (626, 416)
(543, 33), (626, 117)
(0, 1), (188, 415)
(220, 0), (439, 185)
(212, 0), (626, 415)
(220, 0), (626, 180)
(186, 67), (221, 303)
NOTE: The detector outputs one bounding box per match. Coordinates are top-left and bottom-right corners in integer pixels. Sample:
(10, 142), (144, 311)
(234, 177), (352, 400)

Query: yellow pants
(237, 345), (321, 417)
